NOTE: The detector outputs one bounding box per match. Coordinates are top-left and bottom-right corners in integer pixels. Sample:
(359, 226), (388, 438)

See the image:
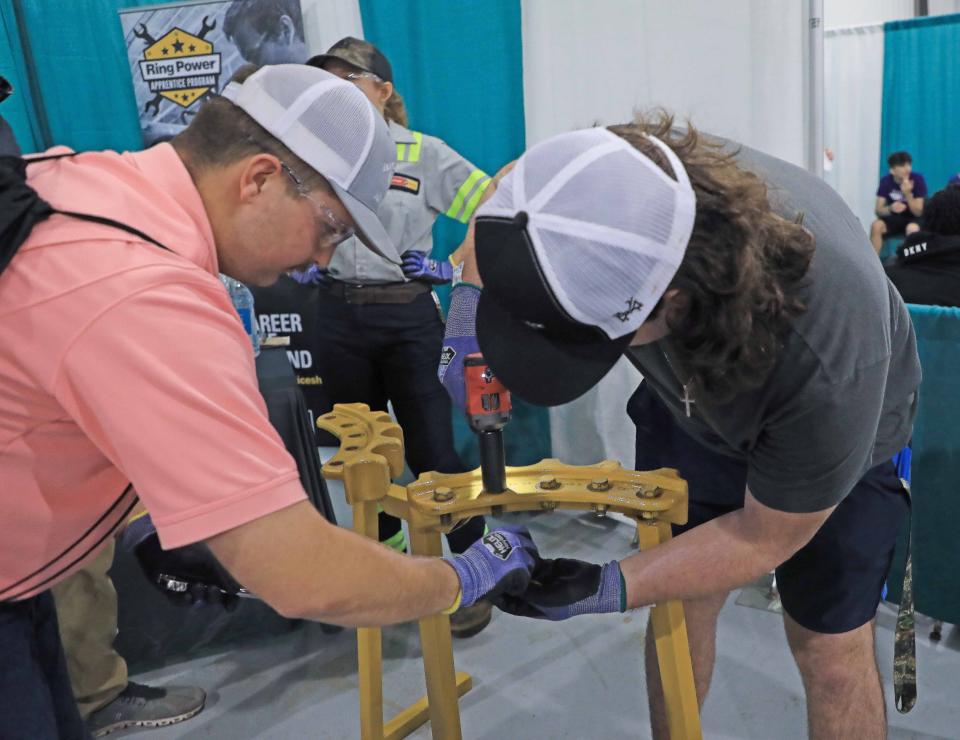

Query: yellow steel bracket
(319, 403), (702, 740)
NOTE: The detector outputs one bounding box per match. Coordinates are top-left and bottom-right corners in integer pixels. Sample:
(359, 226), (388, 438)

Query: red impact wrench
(463, 353), (512, 493)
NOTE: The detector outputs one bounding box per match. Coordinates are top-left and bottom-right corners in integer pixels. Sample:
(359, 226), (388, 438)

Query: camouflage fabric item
(894, 492), (916, 714)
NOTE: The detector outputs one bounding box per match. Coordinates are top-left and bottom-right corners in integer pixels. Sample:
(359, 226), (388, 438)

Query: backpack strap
(26, 152), (172, 252)
(51, 209), (171, 253)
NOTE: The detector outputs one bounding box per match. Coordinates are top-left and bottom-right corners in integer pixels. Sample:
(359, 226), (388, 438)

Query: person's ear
(379, 81), (394, 108)
(238, 153), (283, 203)
(277, 14), (295, 44)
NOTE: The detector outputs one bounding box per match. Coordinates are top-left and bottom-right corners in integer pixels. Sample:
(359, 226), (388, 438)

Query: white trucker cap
(474, 127), (697, 406)
(221, 64), (400, 264)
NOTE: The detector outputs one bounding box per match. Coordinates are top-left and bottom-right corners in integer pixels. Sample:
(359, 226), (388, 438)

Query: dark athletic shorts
(628, 382), (910, 634)
(881, 211), (919, 237)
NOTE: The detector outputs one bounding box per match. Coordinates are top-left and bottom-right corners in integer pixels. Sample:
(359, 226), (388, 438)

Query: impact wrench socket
(464, 353), (512, 493)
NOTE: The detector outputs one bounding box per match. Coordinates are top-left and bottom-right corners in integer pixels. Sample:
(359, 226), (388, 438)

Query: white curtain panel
(521, 0), (808, 466)
(521, 0), (808, 163)
(824, 0), (912, 27)
(823, 24), (885, 231)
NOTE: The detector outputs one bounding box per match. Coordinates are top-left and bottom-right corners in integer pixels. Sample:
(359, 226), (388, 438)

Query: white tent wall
(823, 25), (885, 232)
(824, 0), (913, 27)
(520, 0), (810, 466)
(521, 0), (809, 163)
(928, 0), (960, 14)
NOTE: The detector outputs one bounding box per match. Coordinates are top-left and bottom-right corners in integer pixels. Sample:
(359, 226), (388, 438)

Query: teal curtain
(0, 2), (42, 151)
(887, 305), (960, 623)
(9, 0), (173, 153)
(880, 14), (960, 190)
(358, 0), (550, 467)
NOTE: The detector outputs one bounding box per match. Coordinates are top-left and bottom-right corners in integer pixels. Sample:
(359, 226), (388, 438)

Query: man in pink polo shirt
(0, 64), (537, 740)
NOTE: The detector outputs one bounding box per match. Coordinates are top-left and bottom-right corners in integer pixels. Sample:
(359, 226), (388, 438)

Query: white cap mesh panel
(221, 65), (391, 209)
(477, 127), (696, 340)
(297, 87), (371, 182)
(533, 226), (661, 337)
(521, 132), (601, 205)
(539, 150), (676, 244)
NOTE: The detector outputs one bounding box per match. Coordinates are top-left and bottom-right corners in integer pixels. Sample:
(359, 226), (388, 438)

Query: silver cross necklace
(662, 346), (695, 418)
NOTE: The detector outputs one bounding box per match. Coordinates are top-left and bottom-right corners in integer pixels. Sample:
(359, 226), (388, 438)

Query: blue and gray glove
(402, 250), (454, 284)
(121, 513), (245, 610)
(288, 265), (332, 285)
(438, 283), (481, 412)
(446, 526), (539, 607)
(494, 557), (626, 621)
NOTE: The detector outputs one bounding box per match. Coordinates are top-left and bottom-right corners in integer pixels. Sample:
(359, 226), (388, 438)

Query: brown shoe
(449, 599), (492, 638)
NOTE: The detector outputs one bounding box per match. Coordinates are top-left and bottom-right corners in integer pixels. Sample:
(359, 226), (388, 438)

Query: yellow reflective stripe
(407, 131), (423, 162)
(396, 142), (407, 162)
(459, 176), (493, 223)
(445, 169), (487, 221)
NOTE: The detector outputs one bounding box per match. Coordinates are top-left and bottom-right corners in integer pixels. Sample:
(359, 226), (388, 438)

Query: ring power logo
(135, 16), (220, 112)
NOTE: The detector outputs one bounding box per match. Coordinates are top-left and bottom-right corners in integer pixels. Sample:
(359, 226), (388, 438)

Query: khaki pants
(51, 540), (128, 718)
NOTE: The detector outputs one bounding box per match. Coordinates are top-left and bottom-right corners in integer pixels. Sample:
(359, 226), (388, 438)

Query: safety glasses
(280, 161), (355, 248)
(343, 71), (382, 84)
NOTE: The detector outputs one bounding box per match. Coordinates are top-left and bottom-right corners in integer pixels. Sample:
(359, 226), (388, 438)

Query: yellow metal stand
(319, 403), (702, 740)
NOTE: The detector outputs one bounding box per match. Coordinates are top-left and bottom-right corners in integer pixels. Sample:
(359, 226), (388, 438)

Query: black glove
(494, 556), (625, 621)
(121, 513), (245, 610)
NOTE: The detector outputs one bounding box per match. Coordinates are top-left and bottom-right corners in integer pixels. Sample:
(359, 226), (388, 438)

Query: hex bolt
(539, 477), (561, 490)
(440, 513), (452, 527)
(593, 504), (609, 518)
(641, 511), (655, 520)
(433, 487), (455, 503)
(638, 486), (664, 499)
(588, 478), (611, 492)
(539, 500), (557, 511)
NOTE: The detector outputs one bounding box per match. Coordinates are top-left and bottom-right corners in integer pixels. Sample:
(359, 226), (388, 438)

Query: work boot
(450, 599), (492, 638)
(86, 681), (206, 737)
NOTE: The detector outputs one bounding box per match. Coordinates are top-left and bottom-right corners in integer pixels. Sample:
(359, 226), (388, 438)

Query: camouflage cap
(307, 37), (393, 83)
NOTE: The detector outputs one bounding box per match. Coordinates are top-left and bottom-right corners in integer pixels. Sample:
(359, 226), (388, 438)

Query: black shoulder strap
(51, 209), (171, 253)
(27, 152), (172, 253)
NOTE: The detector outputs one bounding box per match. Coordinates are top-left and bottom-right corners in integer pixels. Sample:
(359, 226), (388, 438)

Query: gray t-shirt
(627, 143), (921, 513)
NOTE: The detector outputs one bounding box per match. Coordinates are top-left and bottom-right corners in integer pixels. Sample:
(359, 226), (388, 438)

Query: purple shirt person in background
(876, 171), (928, 205)
(870, 150), (926, 254)
(948, 173), (960, 187)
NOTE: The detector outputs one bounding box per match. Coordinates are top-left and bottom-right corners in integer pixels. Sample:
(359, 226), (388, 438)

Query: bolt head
(538, 477), (561, 490)
(433, 486), (455, 503)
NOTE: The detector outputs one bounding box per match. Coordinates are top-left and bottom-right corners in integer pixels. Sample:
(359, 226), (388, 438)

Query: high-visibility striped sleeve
(445, 169), (491, 222)
(407, 131), (423, 162)
(458, 175), (493, 223)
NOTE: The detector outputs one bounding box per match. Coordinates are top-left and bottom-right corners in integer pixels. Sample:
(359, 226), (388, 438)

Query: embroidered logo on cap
(615, 298), (644, 322)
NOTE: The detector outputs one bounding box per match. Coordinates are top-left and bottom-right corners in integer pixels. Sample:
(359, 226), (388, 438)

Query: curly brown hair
(608, 113), (815, 403)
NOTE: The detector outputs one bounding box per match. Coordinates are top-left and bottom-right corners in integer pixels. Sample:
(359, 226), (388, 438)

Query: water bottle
(219, 275), (261, 357)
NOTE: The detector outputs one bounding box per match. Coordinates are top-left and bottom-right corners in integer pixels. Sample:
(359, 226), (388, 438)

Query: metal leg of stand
(637, 520), (702, 740)
(407, 527), (464, 740)
(354, 500), (385, 740)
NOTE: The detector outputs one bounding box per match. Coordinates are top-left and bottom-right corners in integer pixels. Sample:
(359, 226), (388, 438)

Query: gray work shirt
(328, 120), (490, 284)
(627, 143), (921, 513)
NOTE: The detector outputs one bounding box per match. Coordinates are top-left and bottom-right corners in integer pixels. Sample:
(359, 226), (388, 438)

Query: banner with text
(119, 0), (306, 145)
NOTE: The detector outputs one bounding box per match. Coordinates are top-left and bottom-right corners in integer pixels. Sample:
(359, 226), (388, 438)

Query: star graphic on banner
(161, 47), (169, 55)
(181, 94), (189, 101)
(172, 39), (184, 53)
(189, 44), (196, 52)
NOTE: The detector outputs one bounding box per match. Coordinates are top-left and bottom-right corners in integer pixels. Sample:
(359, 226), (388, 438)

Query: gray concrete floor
(125, 475), (960, 739)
